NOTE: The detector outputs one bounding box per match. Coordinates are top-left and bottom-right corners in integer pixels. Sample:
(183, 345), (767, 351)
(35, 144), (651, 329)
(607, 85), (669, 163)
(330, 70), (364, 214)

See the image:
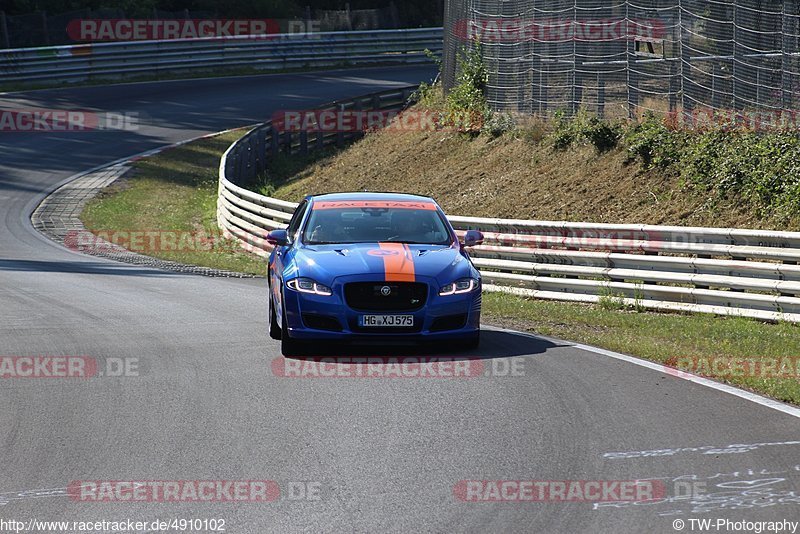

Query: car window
(286, 200), (309, 242)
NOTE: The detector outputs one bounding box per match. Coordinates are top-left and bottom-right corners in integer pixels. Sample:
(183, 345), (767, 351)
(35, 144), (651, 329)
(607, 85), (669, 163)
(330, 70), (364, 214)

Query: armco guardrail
(217, 88), (800, 324)
(0, 28), (442, 83)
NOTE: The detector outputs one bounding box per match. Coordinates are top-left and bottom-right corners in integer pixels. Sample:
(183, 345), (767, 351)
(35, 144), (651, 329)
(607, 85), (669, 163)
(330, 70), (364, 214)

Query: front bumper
(282, 275), (481, 343)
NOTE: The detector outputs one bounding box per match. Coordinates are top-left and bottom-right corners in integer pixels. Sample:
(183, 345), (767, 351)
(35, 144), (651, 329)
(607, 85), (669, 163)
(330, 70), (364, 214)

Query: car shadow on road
(287, 328), (565, 361)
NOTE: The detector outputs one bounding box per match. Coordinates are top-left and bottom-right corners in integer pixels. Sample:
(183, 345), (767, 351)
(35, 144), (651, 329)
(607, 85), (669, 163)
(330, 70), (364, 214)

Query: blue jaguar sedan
(266, 192), (484, 356)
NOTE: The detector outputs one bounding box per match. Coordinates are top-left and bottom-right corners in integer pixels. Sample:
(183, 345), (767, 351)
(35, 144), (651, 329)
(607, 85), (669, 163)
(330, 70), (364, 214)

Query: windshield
(302, 202), (453, 245)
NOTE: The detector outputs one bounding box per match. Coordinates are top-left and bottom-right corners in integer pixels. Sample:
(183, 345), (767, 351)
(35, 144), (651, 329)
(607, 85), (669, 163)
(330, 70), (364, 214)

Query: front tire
(268, 290), (281, 340)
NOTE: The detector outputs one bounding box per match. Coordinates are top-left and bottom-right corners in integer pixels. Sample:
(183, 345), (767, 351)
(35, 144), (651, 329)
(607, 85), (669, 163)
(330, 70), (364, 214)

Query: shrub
(624, 111), (684, 168)
(482, 112), (516, 138)
(445, 40), (490, 132)
(551, 110), (623, 152)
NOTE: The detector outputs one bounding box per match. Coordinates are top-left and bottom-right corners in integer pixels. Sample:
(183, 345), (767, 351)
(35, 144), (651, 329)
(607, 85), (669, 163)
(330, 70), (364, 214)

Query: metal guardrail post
(283, 131), (293, 155)
(41, 11), (49, 46)
(299, 130), (309, 155)
(270, 125), (279, 155)
(0, 11), (10, 49)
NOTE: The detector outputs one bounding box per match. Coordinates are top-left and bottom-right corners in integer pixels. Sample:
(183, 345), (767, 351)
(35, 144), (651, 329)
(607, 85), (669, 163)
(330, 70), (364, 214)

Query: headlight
(287, 277), (333, 296)
(439, 278), (479, 296)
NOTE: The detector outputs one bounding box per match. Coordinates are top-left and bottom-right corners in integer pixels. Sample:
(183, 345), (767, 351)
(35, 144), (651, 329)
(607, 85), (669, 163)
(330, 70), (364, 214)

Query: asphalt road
(1, 67), (800, 533)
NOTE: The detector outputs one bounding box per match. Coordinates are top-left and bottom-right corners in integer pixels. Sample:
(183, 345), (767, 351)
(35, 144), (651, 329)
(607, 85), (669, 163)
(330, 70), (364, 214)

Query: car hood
(291, 243), (472, 285)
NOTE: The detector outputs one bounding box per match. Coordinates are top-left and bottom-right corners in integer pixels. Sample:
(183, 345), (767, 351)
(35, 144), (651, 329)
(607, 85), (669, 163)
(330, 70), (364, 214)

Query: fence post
(41, 11), (49, 46)
(336, 104), (346, 147)
(668, 61), (678, 113)
(625, 1), (635, 119)
(389, 1), (400, 28)
(781, 1), (790, 110)
(597, 73), (605, 118)
(732, 2), (741, 110)
(539, 65), (548, 115)
(345, 3), (353, 31)
(299, 130), (308, 155)
(247, 137), (257, 181)
(270, 124), (279, 154)
(316, 128), (325, 151)
(677, 0), (686, 119)
(571, 0), (578, 115)
(0, 11), (10, 49)
(283, 131), (293, 155)
(711, 64), (721, 109)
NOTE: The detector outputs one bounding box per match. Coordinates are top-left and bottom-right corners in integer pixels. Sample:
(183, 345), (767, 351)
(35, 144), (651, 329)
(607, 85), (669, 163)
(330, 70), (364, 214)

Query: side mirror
(267, 229), (289, 247)
(461, 230), (484, 247)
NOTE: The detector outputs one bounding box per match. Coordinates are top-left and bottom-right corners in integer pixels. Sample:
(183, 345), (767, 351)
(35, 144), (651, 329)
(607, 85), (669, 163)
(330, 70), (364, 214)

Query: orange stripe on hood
(379, 243), (415, 282)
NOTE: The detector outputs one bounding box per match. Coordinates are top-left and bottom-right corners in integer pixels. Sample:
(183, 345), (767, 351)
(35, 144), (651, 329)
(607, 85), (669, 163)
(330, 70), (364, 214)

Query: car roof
(307, 192), (437, 204)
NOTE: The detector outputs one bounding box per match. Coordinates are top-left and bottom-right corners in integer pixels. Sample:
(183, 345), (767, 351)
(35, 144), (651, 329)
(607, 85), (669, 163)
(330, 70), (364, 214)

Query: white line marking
(484, 325), (800, 419)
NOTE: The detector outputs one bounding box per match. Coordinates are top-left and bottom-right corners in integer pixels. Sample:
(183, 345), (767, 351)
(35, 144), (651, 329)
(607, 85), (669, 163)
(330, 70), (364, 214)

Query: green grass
(483, 291), (800, 405)
(80, 130), (267, 276)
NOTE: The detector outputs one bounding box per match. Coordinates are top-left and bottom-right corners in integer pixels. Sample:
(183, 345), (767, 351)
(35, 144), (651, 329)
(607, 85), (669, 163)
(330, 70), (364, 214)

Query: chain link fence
(443, 0), (800, 120)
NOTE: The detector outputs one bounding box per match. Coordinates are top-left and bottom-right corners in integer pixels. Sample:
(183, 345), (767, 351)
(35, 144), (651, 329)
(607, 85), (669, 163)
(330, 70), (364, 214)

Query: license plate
(360, 315), (414, 327)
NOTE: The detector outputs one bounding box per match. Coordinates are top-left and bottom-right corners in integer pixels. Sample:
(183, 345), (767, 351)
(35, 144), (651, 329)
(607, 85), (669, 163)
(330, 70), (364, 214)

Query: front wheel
(268, 291), (281, 340)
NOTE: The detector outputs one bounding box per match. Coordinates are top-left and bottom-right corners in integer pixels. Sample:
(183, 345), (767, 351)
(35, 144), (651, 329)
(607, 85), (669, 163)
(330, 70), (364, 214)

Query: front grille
(344, 282), (428, 312)
(302, 314), (343, 332)
(430, 314), (467, 332)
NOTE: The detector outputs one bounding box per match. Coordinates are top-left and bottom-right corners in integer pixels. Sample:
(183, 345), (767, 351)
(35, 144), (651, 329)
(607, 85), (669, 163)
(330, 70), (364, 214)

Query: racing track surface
(1, 67), (800, 533)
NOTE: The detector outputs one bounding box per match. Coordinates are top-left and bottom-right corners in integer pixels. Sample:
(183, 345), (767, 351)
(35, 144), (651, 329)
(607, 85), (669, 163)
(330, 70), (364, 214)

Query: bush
(680, 130), (800, 220)
(413, 81), (444, 110)
(624, 111), (684, 168)
(482, 112), (516, 138)
(621, 112), (800, 221)
(550, 110), (623, 152)
(445, 40), (490, 132)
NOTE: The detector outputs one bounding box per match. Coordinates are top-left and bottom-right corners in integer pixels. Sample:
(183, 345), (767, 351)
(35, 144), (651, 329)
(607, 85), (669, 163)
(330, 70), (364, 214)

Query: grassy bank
(266, 85), (800, 231)
(80, 130), (266, 276)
